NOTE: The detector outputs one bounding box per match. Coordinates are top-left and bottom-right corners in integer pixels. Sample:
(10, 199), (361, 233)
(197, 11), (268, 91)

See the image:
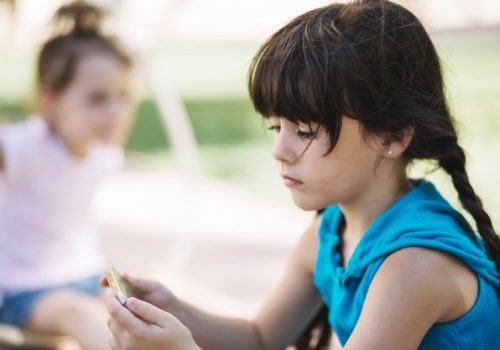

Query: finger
(125, 297), (173, 327)
(108, 336), (123, 350)
(107, 319), (126, 341)
(122, 275), (159, 294)
(126, 298), (186, 331)
(105, 291), (148, 334)
(100, 274), (110, 287)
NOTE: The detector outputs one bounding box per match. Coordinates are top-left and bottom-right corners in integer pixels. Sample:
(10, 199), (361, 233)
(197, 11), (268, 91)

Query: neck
(42, 114), (90, 159)
(63, 139), (90, 159)
(55, 131), (90, 159)
(339, 168), (413, 240)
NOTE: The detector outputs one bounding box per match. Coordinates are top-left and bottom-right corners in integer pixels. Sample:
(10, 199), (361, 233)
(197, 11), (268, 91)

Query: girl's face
(270, 116), (389, 210)
(43, 53), (133, 156)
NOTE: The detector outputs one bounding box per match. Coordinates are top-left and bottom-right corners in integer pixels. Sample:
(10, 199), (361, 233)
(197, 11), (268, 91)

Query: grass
(119, 97), (266, 153)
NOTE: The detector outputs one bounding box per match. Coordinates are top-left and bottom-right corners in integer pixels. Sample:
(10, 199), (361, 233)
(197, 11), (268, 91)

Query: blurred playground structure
(0, 1), (500, 349)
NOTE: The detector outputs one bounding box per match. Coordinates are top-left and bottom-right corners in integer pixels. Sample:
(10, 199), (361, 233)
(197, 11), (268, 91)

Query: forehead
(71, 53), (129, 90)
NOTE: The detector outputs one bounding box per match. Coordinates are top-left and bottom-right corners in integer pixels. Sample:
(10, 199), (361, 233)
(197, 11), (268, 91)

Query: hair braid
(439, 142), (500, 267)
(293, 304), (331, 350)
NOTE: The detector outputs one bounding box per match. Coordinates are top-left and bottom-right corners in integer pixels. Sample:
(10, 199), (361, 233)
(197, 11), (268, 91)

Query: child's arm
(174, 216), (325, 350)
(343, 247), (477, 350)
(253, 215), (325, 349)
(106, 216), (327, 350)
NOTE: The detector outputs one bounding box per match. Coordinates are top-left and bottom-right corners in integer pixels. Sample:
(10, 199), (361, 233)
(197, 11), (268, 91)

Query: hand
(105, 291), (200, 350)
(101, 274), (178, 312)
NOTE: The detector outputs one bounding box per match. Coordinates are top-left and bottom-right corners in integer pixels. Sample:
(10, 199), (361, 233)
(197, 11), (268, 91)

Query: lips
(281, 174), (304, 187)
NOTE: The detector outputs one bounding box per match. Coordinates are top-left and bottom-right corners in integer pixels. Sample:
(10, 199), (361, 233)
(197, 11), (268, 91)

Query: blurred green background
(1, 29), (499, 227)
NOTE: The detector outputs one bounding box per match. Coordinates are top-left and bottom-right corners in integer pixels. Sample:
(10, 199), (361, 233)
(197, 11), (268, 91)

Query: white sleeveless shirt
(0, 115), (123, 302)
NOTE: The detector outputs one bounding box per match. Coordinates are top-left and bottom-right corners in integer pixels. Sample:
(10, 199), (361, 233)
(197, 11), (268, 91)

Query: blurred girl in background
(0, 2), (134, 349)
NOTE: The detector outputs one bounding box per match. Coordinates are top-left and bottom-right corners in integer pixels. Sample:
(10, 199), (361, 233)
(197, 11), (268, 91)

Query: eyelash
(297, 130), (315, 138)
(267, 125), (316, 139)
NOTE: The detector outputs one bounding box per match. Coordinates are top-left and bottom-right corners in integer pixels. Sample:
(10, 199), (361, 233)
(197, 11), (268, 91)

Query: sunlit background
(1, 0), (499, 348)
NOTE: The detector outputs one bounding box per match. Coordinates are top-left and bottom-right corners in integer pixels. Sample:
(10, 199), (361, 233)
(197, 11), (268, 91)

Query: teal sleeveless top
(313, 179), (500, 349)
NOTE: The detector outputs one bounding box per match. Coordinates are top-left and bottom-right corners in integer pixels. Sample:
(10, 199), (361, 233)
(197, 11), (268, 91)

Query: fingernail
(127, 297), (140, 310)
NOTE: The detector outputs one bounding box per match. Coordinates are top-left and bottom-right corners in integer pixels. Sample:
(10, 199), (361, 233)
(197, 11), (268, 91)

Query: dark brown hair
(37, 0), (132, 93)
(248, 0), (500, 348)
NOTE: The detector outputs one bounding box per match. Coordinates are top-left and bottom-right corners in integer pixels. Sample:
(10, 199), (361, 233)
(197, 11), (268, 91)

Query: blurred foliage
(73, 97), (264, 152)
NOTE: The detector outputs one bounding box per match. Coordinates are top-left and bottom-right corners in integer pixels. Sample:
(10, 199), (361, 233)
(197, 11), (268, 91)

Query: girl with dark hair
(103, 1), (500, 349)
(0, 2), (134, 349)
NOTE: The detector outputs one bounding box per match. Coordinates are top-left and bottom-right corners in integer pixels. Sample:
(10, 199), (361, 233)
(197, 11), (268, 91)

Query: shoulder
(381, 246), (467, 278)
(344, 247), (478, 349)
(0, 116), (48, 179)
(1, 116), (47, 150)
(376, 247), (478, 322)
(369, 247), (461, 319)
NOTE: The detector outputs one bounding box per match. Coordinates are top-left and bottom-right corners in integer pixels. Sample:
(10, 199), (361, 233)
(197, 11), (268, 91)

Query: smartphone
(105, 266), (132, 305)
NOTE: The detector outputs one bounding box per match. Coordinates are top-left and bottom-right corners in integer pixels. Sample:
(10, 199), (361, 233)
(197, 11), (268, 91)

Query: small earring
(387, 150), (393, 156)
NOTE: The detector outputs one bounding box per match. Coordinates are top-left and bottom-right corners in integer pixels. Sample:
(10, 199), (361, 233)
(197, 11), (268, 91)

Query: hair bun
(53, 1), (105, 36)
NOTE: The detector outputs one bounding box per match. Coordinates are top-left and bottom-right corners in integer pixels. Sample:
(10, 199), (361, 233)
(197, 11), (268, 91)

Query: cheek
(61, 109), (97, 138)
(288, 159), (341, 210)
(56, 99), (91, 126)
(302, 149), (377, 204)
(330, 135), (379, 176)
(87, 104), (106, 117)
(67, 118), (94, 138)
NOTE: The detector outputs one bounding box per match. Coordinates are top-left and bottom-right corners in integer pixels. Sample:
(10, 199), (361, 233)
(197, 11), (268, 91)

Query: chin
(291, 193), (323, 211)
(291, 191), (338, 211)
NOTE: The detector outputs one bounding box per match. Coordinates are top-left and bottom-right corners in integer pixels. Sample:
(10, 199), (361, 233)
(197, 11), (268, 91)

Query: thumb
(126, 297), (170, 327)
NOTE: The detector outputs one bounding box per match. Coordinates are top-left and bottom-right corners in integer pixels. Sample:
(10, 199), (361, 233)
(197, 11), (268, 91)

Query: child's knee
(29, 289), (105, 332)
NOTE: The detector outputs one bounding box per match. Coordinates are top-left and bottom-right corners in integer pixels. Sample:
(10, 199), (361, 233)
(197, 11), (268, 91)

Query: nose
(109, 99), (125, 117)
(102, 99), (128, 124)
(272, 132), (298, 164)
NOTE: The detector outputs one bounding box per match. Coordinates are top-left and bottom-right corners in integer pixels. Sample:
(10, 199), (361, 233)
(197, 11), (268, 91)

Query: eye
(296, 130), (315, 139)
(89, 92), (108, 105)
(267, 125), (281, 132)
(296, 123), (318, 139)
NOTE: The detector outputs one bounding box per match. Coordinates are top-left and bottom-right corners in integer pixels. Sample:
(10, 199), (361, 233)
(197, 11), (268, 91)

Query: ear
(38, 88), (59, 122)
(380, 127), (414, 159)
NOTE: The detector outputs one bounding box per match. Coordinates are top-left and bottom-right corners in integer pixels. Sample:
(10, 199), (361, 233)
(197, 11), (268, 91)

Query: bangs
(248, 8), (345, 150)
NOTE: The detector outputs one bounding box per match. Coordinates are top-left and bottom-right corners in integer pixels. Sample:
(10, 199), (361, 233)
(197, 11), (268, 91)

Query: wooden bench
(0, 324), (80, 350)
